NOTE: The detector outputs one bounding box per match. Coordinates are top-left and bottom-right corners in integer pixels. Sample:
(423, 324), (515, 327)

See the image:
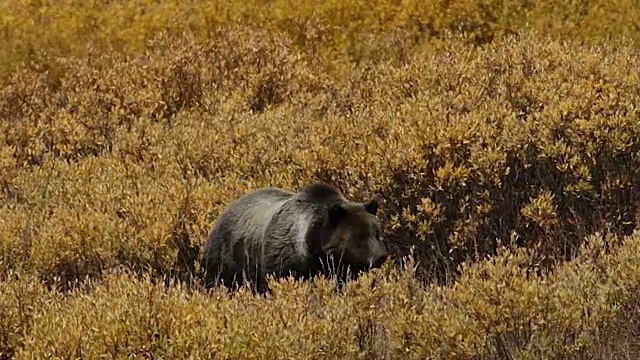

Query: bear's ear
(364, 200), (379, 215)
(328, 203), (348, 224)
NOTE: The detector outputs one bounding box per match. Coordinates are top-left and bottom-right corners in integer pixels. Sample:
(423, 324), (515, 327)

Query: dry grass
(3, 232), (640, 359)
(1, 1), (640, 358)
(1, 0), (639, 79)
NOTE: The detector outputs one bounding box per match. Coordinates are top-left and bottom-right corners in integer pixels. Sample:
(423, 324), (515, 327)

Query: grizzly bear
(201, 183), (388, 294)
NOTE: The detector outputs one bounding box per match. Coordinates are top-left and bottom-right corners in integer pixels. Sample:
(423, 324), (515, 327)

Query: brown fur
(201, 183), (388, 294)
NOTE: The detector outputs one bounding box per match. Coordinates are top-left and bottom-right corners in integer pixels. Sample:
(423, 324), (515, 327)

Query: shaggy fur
(201, 183), (388, 294)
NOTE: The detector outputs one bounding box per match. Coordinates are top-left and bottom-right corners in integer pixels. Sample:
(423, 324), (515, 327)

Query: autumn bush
(2, 27), (638, 285)
(1, 0), (640, 80)
(1, 0), (640, 358)
(1, 231), (639, 358)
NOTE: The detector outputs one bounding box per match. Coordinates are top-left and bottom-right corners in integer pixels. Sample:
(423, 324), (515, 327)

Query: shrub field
(1, 0), (640, 358)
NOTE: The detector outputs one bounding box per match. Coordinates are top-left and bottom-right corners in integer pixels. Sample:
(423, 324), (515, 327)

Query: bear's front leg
(255, 271), (272, 297)
(255, 255), (273, 296)
(335, 271), (349, 294)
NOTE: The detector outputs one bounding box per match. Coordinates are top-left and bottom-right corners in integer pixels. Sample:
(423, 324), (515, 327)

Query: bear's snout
(370, 252), (389, 268)
(376, 253), (388, 267)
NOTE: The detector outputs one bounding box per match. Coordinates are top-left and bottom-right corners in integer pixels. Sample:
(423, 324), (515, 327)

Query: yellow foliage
(0, 0), (640, 79)
(521, 190), (558, 228)
(1, 1), (640, 357)
(1, 232), (639, 358)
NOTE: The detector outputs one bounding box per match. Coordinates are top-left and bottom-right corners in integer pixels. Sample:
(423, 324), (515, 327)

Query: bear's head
(322, 199), (388, 272)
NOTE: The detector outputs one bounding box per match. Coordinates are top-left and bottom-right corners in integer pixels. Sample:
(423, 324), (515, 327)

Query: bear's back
(216, 187), (293, 241)
(289, 183), (345, 210)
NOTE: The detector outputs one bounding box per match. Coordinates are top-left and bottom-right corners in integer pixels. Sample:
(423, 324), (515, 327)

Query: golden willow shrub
(1, 27), (639, 287)
(0, 0), (639, 79)
(1, 230), (639, 358)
